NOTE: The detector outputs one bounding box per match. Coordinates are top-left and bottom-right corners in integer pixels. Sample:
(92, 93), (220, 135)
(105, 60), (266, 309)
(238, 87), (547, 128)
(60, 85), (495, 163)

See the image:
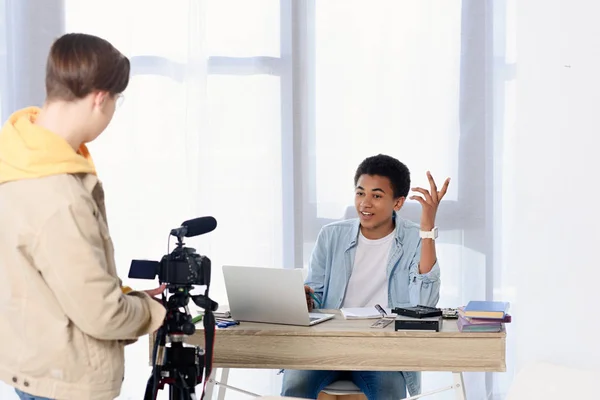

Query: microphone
(170, 216), (217, 238)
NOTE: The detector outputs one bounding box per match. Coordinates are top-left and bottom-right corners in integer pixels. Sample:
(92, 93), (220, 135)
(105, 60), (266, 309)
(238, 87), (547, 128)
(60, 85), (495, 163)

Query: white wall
(511, 0), (600, 371)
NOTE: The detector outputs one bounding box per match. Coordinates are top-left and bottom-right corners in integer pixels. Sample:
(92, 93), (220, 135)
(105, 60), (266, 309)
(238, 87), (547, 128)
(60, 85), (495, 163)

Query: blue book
(464, 301), (510, 320)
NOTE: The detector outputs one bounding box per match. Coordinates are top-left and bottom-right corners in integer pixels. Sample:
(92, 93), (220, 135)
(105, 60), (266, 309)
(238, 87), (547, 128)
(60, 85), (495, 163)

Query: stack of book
(457, 301), (511, 333)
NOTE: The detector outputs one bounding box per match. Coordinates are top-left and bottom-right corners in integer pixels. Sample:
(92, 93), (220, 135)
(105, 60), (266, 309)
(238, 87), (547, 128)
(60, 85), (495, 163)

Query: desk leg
(204, 369), (217, 399)
(217, 368), (231, 400)
(452, 372), (466, 400)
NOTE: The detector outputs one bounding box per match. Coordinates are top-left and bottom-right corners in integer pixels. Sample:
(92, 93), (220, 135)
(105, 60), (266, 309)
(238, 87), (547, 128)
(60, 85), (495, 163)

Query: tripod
(144, 290), (217, 400)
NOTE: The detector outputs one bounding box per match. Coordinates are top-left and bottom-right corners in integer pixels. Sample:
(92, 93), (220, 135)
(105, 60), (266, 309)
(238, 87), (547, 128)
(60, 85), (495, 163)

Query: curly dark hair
(354, 154), (411, 198)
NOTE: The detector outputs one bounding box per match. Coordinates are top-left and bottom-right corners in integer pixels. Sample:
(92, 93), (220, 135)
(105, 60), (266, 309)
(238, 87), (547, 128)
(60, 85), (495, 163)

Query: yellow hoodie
(0, 107), (133, 294)
(0, 107), (97, 184)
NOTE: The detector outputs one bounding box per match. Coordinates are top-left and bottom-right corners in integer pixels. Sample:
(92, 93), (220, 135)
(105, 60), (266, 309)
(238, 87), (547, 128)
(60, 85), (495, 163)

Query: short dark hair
(45, 33), (130, 101)
(354, 154), (411, 198)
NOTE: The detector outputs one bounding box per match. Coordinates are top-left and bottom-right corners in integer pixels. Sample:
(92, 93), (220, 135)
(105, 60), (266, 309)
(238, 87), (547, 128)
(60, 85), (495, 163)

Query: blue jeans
(281, 370), (407, 400)
(14, 389), (53, 400)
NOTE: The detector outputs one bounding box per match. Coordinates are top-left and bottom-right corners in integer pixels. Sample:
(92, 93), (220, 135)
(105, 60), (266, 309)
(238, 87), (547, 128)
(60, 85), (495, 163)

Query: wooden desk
(153, 311), (506, 399)
(186, 311), (505, 373)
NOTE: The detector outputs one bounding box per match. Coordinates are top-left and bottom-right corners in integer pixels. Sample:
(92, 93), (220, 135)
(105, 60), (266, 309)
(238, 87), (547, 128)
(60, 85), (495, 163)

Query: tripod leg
(144, 375), (156, 400)
(168, 373), (195, 400)
(169, 384), (183, 400)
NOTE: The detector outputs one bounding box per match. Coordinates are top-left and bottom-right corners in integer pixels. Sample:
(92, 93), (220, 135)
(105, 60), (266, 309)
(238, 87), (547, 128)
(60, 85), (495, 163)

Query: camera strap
(200, 289), (216, 400)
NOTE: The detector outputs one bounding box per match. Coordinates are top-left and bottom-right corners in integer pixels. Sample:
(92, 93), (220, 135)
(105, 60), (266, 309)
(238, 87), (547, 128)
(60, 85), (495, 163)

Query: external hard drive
(394, 315), (442, 332)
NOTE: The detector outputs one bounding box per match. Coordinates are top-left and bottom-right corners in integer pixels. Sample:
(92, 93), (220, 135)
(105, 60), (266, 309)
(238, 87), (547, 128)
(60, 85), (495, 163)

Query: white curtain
(0, 0), (520, 399)
(62, 0), (285, 398)
(0, 0), (6, 123)
(0, 0), (6, 121)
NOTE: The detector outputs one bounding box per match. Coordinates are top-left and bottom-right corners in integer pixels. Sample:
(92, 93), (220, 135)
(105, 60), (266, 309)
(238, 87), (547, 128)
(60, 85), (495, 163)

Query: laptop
(222, 265), (335, 326)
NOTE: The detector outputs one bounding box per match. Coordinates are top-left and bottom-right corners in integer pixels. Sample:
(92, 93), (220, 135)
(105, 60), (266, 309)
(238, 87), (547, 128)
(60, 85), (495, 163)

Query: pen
(216, 320), (239, 328)
(375, 304), (387, 318)
(309, 292), (321, 308)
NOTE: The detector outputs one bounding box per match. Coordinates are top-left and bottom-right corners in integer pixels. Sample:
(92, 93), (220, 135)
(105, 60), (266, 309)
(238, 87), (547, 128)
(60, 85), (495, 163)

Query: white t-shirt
(342, 229), (395, 308)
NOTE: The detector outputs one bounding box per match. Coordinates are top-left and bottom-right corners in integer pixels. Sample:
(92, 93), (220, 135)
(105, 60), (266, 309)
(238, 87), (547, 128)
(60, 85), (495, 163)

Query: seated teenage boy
(280, 154), (450, 400)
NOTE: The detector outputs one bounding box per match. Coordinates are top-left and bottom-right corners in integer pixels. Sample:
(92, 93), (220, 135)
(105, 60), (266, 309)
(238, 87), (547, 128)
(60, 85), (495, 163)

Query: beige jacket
(0, 108), (167, 399)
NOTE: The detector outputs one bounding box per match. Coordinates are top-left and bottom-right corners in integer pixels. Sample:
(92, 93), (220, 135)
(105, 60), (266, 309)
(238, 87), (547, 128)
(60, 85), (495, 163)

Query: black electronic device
(394, 315), (442, 332)
(392, 305), (443, 319)
(129, 216), (219, 400)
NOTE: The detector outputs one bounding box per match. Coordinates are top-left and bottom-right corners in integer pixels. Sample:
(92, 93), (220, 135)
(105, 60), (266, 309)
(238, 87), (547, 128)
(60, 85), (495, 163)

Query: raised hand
(410, 171), (450, 230)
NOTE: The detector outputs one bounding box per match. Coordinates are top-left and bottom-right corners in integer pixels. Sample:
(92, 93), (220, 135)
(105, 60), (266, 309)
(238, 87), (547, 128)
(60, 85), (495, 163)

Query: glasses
(115, 93), (125, 109)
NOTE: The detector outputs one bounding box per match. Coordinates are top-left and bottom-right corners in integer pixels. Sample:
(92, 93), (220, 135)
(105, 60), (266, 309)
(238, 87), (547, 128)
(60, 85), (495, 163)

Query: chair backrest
(505, 361), (600, 400)
(258, 397), (308, 400)
(322, 380), (363, 395)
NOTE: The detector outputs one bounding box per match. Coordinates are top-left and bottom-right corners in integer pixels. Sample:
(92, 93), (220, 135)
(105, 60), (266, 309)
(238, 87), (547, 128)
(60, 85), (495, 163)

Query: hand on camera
(143, 283), (167, 303)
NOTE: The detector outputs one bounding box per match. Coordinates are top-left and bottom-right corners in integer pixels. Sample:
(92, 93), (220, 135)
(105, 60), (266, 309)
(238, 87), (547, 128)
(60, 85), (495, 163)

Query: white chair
(322, 380), (364, 396)
(505, 361), (600, 399)
(259, 397), (309, 400)
(258, 397), (309, 400)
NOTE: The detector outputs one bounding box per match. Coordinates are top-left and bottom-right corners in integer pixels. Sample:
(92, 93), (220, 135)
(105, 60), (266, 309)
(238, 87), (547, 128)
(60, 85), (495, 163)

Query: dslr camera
(129, 216), (216, 286)
(128, 216), (219, 400)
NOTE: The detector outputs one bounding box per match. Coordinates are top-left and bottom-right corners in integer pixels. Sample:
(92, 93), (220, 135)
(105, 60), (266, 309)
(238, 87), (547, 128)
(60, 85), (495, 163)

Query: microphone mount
(170, 226), (188, 244)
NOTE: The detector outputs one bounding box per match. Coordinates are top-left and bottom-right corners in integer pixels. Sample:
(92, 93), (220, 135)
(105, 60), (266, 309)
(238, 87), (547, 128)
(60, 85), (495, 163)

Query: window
(310, 0), (461, 221)
(63, 1), (291, 397)
(298, 1), (468, 308)
(204, 0), (288, 271)
(60, 1), (508, 398)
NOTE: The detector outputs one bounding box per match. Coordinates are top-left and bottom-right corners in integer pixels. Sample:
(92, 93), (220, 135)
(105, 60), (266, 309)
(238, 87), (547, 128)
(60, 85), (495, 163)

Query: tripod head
(162, 286), (219, 337)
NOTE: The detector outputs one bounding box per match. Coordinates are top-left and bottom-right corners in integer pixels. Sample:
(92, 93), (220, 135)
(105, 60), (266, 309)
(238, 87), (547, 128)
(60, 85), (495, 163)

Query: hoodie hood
(0, 107), (96, 184)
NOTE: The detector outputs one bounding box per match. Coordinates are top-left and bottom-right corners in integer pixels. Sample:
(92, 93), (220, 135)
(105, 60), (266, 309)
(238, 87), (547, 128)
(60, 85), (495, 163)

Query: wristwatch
(420, 227), (438, 240)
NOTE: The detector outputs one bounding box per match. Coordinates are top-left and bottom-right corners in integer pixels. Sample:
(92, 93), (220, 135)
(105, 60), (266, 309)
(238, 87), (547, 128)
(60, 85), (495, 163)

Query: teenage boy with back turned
(0, 33), (166, 400)
(281, 154), (450, 399)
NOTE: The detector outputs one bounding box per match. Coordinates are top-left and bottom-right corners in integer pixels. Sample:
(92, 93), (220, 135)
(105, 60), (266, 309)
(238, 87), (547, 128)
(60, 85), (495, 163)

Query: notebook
(457, 316), (504, 332)
(463, 301), (510, 319)
(457, 307), (512, 323)
(341, 307), (394, 320)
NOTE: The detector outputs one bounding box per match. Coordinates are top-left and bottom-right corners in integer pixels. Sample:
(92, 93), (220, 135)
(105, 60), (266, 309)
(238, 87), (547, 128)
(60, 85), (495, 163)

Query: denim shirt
(304, 212), (441, 396)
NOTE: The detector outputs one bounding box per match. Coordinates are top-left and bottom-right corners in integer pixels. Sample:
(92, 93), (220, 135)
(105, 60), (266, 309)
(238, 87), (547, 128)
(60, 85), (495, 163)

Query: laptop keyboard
(309, 316), (320, 322)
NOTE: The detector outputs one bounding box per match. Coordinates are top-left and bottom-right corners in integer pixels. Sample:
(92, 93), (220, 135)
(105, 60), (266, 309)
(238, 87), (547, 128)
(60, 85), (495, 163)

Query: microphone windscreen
(181, 216), (217, 237)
